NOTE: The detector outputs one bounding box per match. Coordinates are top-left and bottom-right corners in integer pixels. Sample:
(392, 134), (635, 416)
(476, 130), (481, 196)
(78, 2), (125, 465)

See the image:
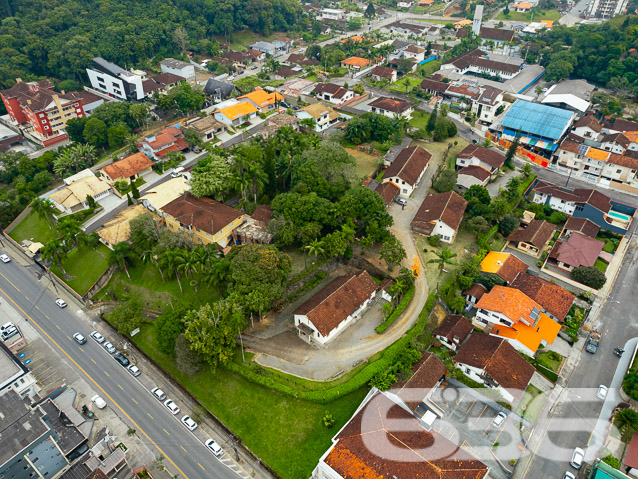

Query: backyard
(515, 384), (545, 425)
(9, 210), (56, 244)
(412, 137), (469, 170)
(50, 244), (111, 295)
(409, 110), (430, 130)
(345, 147), (382, 179)
(388, 75), (423, 94)
(132, 323), (368, 479)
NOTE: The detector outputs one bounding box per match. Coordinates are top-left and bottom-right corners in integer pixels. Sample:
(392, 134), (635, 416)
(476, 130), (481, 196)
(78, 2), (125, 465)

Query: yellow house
(160, 192), (245, 248)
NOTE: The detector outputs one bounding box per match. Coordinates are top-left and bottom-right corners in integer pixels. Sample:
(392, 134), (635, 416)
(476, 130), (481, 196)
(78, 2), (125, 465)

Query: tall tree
(427, 246), (458, 294)
(30, 197), (56, 230)
(190, 154), (233, 199)
(109, 242), (135, 279)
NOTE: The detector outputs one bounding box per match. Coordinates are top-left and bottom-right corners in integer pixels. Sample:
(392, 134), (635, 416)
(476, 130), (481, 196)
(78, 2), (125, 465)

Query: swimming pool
(608, 210), (632, 222)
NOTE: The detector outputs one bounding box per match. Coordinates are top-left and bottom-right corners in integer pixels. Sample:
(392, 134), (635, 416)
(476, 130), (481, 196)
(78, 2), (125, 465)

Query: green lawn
(515, 385), (545, 425)
(418, 60), (442, 77)
(409, 110), (430, 130)
(535, 351), (562, 373)
(594, 258), (608, 273)
(497, 9), (561, 21)
(51, 244), (111, 295)
(94, 261), (220, 311)
(10, 210), (56, 244)
(388, 75), (423, 94)
(345, 147), (380, 179)
(132, 323), (368, 479)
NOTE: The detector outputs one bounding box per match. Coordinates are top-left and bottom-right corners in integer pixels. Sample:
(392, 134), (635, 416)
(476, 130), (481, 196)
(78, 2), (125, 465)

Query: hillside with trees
(0, 0), (306, 89)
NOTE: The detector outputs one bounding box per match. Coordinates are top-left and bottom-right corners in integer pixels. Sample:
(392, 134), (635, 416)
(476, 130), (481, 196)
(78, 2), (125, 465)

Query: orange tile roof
(540, 20), (554, 28)
(215, 101), (259, 121)
(238, 88), (283, 108)
(511, 1), (533, 7)
(623, 131), (638, 143)
(476, 285), (542, 326)
(480, 252), (527, 283)
(340, 35), (366, 43)
(454, 19), (472, 28)
(585, 147), (610, 162)
(492, 311), (561, 352)
(341, 56), (371, 67)
(101, 152), (153, 181)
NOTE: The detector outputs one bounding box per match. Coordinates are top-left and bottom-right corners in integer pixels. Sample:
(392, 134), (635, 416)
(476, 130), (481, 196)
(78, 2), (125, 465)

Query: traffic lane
(0, 270), (237, 479)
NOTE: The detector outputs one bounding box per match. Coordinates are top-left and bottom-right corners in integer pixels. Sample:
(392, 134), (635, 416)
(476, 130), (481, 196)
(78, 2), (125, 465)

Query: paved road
(0, 257), (240, 479)
(518, 237), (638, 477)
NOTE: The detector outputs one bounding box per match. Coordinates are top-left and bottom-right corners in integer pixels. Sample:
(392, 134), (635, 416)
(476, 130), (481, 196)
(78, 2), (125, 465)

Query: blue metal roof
(501, 100), (574, 142)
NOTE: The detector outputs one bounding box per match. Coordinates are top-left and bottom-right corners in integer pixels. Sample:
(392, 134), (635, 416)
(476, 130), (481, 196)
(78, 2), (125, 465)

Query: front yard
(515, 385), (545, 425)
(132, 323), (368, 479)
(10, 210), (56, 244)
(345, 147), (381, 179)
(50, 244), (111, 295)
(387, 75), (423, 94)
(409, 110), (430, 130)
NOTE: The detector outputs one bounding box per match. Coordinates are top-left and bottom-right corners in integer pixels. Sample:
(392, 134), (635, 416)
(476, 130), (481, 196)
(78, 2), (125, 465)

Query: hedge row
(375, 286), (415, 334)
(533, 363), (558, 383)
(226, 291), (437, 404)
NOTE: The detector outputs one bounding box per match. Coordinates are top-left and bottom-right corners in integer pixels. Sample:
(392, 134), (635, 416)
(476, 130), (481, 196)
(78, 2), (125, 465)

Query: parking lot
(427, 379), (530, 478)
(18, 338), (67, 394)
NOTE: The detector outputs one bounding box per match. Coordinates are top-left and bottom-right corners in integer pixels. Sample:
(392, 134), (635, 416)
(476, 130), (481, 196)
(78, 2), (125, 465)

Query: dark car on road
(113, 353), (130, 367)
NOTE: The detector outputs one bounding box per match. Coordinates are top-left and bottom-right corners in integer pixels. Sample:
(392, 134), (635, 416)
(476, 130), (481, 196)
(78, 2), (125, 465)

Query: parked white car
(597, 385), (608, 400)
(181, 415), (198, 431)
(205, 439), (223, 457)
(570, 447), (585, 469)
(91, 395), (107, 409)
(0, 254), (10, 263)
(164, 399), (180, 415)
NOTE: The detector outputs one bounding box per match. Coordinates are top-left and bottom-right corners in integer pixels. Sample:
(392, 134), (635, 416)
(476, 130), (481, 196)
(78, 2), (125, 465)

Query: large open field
(346, 147), (381, 179)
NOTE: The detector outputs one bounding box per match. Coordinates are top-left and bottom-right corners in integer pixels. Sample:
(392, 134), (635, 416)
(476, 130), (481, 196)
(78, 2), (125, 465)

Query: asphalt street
(0, 256), (240, 479)
(520, 237), (638, 477)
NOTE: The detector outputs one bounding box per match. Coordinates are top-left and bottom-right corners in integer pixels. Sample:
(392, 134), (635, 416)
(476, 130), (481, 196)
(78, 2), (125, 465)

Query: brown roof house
(382, 145), (431, 197)
(562, 217), (600, 239)
(99, 152), (154, 185)
(369, 96), (414, 120)
(394, 351), (447, 414)
(411, 191), (468, 244)
(464, 283), (488, 305)
(456, 165), (492, 193)
(434, 314), (474, 352)
(368, 65), (397, 84)
(511, 272), (575, 322)
(454, 333), (536, 403)
(293, 270), (378, 346)
(506, 219), (555, 258)
(455, 144), (505, 174)
(160, 192), (245, 249)
(373, 181), (400, 206)
(235, 205), (274, 245)
(480, 251), (528, 284)
(312, 390), (489, 479)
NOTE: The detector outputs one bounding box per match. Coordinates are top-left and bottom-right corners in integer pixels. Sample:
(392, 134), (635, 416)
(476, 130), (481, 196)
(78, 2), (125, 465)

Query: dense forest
(532, 15), (638, 91)
(0, 0), (306, 88)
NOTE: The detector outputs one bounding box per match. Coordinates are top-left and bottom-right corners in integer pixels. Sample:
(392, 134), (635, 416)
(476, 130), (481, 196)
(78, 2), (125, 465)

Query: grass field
(94, 261), (221, 311)
(418, 60), (442, 78)
(51, 244), (111, 295)
(388, 75), (423, 93)
(346, 148), (381, 179)
(10, 210), (56, 244)
(496, 9), (561, 21)
(409, 110), (430, 130)
(411, 136), (469, 169)
(216, 30), (283, 52)
(515, 385), (545, 425)
(132, 323), (368, 479)
(594, 258), (608, 273)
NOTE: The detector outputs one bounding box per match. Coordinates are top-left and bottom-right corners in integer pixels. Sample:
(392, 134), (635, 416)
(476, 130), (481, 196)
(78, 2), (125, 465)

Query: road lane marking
(118, 384), (124, 390)
(163, 428), (170, 436)
(0, 286), (189, 479)
(35, 305), (39, 310)
(131, 397), (138, 404)
(104, 371), (109, 377)
(0, 272), (20, 292)
(55, 324), (60, 330)
(181, 445), (187, 453)
(45, 315), (50, 319)
(147, 413), (153, 419)
(25, 296), (29, 301)
(67, 335), (71, 341)
(198, 463), (205, 471)
(79, 347), (84, 352)
(90, 358), (96, 364)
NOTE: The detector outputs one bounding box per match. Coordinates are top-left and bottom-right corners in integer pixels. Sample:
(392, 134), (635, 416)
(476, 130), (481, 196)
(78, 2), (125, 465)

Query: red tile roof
(375, 181), (400, 205)
(101, 152), (153, 181)
(480, 252), (528, 283)
(420, 78), (448, 94)
(454, 333), (535, 392)
(143, 126), (183, 150)
(457, 145), (505, 170)
(384, 145), (431, 187)
(563, 217), (600, 238)
(458, 165), (491, 182)
(507, 219), (555, 249)
(369, 66), (395, 79)
(511, 272), (575, 321)
(573, 188), (612, 213)
(293, 271), (378, 337)
(574, 113), (602, 132)
(369, 96), (413, 114)
(608, 153), (638, 170)
(251, 204), (272, 224)
(434, 314), (473, 345)
(324, 391), (488, 479)
(411, 191), (467, 235)
(161, 192), (244, 237)
(395, 352), (447, 410)
(463, 283), (487, 301)
(555, 232), (605, 268)
(625, 434), (638, 470)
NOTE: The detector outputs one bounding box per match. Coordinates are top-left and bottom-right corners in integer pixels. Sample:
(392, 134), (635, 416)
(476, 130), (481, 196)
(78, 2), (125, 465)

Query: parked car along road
(92, 395), (107, 409)
(0, 254), (10, 263)
(55, 298), (67, 308)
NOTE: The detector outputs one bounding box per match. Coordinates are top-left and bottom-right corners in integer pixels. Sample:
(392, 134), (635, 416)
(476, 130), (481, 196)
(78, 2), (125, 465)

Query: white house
(86, 57), (145, 101)
(402, 44), (426, 62)
(293, 270), (378, 346)
(320, 8), (345, 20)
(411, 191), (468, 244)
(471, 86), (504, 125)
(454, 333), (536, 403)
(48, 172), (113, 214)
(312, 83), (355, 105)
(382, 145), (431, 197)
(369, 97), (414, 120)
(455, 144), (505, 174)
(397, 0), (414, 8)
(160, 58), (196, 80)
(213, 100), (259, 127)
(295, 103), (341, 132)
(434, 314), (473, 352)
(531, 181), (582, 215)
(0, 341), (39, 399)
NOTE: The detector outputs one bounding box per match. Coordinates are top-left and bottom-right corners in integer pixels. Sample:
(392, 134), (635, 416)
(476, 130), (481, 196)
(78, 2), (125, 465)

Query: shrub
(322, 412), (336, 428)
(369, 371), (397, 391)
(602, 455), (620, 469)
(571, 266), (606, 289)
(428, 235), (441, 247)
(376, 287), (415, 333)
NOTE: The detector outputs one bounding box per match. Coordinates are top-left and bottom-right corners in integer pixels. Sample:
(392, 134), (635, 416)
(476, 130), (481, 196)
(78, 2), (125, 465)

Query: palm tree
(57, 217), (82, 249)
(42, 239), (68, 279)
(402, 76), (411, 93)
(109, 242), (135, 279)
(31, 197), (57, 230)
(124, 134), (139, 154)
(231, 171), (252, 203)
(159, 248), (186, 293)
(248, 165), (268, 204)
(264, 56), (280, 73)
(427, 245), (458, 294)
(76, 143), (98, 168)
(53, 150), (73, 177)
(341, 223), (356, 245)
(202, 257), (229, 296)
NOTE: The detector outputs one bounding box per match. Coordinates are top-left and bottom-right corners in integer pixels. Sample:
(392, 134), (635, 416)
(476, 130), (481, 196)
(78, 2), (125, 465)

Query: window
(617, 169), (622, 174)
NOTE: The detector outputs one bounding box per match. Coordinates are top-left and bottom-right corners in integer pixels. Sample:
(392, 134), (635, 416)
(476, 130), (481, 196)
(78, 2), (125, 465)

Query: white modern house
(320, 8), (345, 20)
(160, 58), (196, 80)
(86, 57), (145, 101)
(293, 271), (378, 346)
